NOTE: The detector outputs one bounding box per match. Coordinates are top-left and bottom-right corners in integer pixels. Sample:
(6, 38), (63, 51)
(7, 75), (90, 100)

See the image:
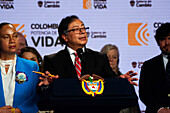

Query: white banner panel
(1, 0), (170, 111)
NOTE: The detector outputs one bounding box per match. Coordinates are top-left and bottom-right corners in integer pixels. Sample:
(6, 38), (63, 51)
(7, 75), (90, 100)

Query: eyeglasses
(67, 27), (89, 34)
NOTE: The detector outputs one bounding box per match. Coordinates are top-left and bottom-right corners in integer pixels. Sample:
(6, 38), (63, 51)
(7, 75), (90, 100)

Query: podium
(37, 78), (138, 113)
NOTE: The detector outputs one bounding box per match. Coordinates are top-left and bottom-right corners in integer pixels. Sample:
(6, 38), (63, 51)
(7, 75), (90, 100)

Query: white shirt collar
(162, 53), (169, 69)
(67, 46), (76, 55)
(66, 46), (85, 64)
(162, 53), (169, 59)
(67, 46), (85, 55)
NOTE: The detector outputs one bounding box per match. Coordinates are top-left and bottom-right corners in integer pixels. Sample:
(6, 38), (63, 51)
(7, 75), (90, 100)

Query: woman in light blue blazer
(0, 23), (40, 113)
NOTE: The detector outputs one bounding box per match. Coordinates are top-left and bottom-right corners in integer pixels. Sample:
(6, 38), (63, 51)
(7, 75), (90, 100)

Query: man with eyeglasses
(43, 15), (138, 83)
(40, 15), (138, 113)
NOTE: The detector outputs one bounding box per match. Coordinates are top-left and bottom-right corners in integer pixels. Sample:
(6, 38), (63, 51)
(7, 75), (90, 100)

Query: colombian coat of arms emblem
(81, 77), (104, 97)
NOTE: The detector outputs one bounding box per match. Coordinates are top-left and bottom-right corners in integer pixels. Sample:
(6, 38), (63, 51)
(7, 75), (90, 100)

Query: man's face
(158, 35), (170, 55)
(0, 24), (19, 55)
(16, 34), (27, 55)
(62, 19), (88, 51)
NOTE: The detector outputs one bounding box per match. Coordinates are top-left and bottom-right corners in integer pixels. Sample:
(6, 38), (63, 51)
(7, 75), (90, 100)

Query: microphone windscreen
(76, 48), (83, 58)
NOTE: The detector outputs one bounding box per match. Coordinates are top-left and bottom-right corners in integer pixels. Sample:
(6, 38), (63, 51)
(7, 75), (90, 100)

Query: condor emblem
(81, 77), (104, 97)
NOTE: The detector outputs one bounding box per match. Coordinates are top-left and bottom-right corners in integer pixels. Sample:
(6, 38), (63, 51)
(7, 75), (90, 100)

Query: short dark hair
(17, 32), (28, 46)
(155, 22), (170, 43)
(0, 22), (15, 38)
(0, 22), (13, 29)
(58, 15), (79, 44)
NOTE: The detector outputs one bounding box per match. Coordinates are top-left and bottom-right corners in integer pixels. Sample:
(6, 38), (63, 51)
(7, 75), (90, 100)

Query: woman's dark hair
(58, 15), (79, 44)
(18, 47), (43, 71)
(155, 22), (170, 44)
(0, 22), (15, 31)
(0, 22), (11, 29)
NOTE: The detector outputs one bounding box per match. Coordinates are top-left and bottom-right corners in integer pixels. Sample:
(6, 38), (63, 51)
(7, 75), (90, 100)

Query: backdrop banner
(1, 0), (170, 111)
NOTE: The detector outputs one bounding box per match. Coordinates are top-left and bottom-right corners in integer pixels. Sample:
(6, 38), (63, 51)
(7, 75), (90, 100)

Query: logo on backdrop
(129, 0), (152, 7)
(0, 0), (14, 9)
(153, 22), (166, 33)
(90, 31), (106, 38)
(37, 0), (60, 8)
(128, 23), (150, 46)
(12, 24), (26, 38)
(30, 23), (62, 47)
(83, 0), (92, 9)
(83, 0), (107, 9)
(131, 61), (143, 68)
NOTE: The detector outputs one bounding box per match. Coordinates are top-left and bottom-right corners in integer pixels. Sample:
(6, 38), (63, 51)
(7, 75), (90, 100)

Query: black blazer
(139, 54), (169, 113)
(43, 47), (117, 79)
(41, 47), (131, 112)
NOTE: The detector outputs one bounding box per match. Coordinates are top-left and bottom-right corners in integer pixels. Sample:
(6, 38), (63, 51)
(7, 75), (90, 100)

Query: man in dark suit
(139, 23), (170, 113)
(39, 15), (139, 113)
(43, 15), (138, 84)
(44, 47), (115, 79)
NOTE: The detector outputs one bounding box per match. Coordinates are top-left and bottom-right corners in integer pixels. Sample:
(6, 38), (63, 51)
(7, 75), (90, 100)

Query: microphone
(76, 48), (83, 59)
(76, 48), (86, 74)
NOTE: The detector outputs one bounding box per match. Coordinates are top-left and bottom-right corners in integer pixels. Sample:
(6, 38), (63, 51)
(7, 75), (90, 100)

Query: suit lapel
(153, 54), (167, 87)
(157, 54), (166, 77)
(13, 56), (22, 106)
(62, 47), (95, 78)
(62, 48), (77, 78)
(82, 49), (95, 76)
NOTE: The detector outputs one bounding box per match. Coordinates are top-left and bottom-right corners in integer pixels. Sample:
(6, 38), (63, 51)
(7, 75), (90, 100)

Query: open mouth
(79, 36), (86, 40)
(9, 45), (16, 49)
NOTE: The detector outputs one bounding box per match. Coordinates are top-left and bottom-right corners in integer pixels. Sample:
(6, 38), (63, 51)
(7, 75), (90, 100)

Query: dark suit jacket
(139, 54), (169, 113)
(43, 47), (117, 79)
(40, 47), (134, 112)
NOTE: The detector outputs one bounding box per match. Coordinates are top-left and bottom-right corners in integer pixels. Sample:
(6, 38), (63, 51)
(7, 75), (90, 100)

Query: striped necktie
(74, 52), (81, 79)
